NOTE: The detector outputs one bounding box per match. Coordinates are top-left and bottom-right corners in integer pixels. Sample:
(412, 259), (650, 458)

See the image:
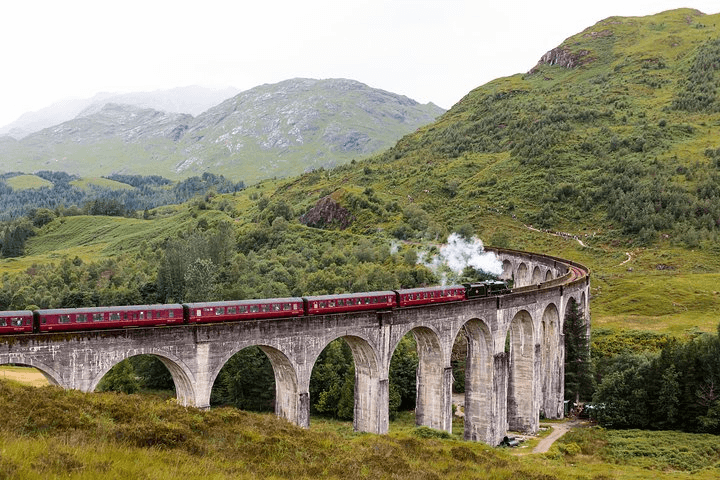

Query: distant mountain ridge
(0, 79), (444, 183)
(0, 86), (240, 140)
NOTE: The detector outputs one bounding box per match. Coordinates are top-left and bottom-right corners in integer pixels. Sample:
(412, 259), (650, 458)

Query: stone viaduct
(0, 247), (589, 446)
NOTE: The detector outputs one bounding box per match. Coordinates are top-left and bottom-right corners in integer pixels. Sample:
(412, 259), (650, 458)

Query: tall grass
(2, 379), (720, 479)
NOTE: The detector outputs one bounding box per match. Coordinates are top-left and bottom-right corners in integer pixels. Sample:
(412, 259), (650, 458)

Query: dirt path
(524, 225), (588, 248)
(618, 251), (633, 266)
(532, 421), (581, 453)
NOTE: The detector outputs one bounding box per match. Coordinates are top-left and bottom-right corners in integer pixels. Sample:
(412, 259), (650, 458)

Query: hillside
(326, 8), (720, 248)
(2, 9), (720, 332)
(3, 10), (720, 477)
(0, 79), (445, 184)
(2, 378), (719, 479)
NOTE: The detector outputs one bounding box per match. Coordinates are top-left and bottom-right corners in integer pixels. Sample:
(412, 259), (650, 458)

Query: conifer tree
(564, 299), (594, 404)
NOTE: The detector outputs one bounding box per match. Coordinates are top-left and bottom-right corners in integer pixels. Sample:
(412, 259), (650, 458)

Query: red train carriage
(304, 291), (396, 316)
(185, 298), (304, 323)
(395, 285), (466, 308)
(0, 310), (34, 334)
(36, 304), (184, 332)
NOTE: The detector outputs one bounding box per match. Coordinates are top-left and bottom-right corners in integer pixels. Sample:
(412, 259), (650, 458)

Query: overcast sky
(1, 1), (718, 128)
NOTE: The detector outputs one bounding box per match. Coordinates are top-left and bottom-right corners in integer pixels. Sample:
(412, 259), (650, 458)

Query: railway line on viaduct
(0, 247), (590, 446)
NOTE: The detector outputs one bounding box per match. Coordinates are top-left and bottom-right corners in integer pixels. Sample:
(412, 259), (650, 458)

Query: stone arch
(516, 263), (528, 287)
(90, 352), (196, 407)
(531, 266), (543, 285)
(208, 344), (300, 424)
(501, 260), (513, 280)
(460, 318), (495, 442)
(0, 359), (63, 387)
(545, 269), (554, 282)
(256, 345), (302, 425)
(311, 335), (385, 434)
(391, 326), (446, 431)
(506, 310), (535, 432)
(540, 303), (561, 419)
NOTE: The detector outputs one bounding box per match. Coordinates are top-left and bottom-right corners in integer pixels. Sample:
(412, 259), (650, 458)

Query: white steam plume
(418, 233), (503, 284)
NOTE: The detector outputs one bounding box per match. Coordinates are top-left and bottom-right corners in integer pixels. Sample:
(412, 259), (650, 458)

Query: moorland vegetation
(1, 7), (720, 478)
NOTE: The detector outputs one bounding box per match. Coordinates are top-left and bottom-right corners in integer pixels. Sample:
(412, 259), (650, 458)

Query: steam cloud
(418, 233), (503, 284)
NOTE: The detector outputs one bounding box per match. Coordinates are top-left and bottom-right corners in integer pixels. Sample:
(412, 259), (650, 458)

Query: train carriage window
(0, 319), (6, 327)
(240, 306), (248, 313)
(228, 307), (237, 315)
(261, 304), (270, 312)
(250, 305), (260, 313)
(273, 304), (281, 312)
(168, 310), (174, 318)
(196, 309), (202, 316)
(282, 303), (291, 311)
(215, 307), (225, 315)
(59, 315), (71, 324)
(11, 318), (23, 327)
(109, 313), (120, 321)
(76, 314), (87, 323)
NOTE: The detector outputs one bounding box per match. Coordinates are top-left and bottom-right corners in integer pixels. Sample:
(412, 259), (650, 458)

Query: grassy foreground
(0, 379), (719, 479)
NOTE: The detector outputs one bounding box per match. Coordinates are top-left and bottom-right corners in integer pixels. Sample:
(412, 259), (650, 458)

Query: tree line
(0, 171), (244, 222)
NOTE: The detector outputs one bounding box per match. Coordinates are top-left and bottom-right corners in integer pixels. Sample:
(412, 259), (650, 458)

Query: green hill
(2, 9), (720, 477)
(5, 174), (52, 190)
(3, 8), (720, 333)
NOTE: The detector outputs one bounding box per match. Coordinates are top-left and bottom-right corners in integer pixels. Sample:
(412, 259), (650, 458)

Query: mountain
(0, 79), (444, 183)
(0, 86), (240, 140)
(174, 78), (444, 179)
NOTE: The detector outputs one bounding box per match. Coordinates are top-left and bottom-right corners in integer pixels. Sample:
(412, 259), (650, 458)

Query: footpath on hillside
(452, 394), (584, 453)
(532, 420), (583, 454)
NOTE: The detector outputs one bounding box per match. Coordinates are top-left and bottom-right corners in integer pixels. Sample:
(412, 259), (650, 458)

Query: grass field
(0, 366), (48, 387)
(0, 378), (719, 479)
(5, 174), (53, 190)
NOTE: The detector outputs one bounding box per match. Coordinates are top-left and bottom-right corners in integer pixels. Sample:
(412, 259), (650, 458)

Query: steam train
(0, 281), (509, 335)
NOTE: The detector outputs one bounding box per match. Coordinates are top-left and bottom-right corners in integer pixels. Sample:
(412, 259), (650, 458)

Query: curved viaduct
(0, 248), (589, 446)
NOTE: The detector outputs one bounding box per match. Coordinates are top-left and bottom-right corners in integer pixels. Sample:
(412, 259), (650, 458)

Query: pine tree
(564, 299), (594, 404)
